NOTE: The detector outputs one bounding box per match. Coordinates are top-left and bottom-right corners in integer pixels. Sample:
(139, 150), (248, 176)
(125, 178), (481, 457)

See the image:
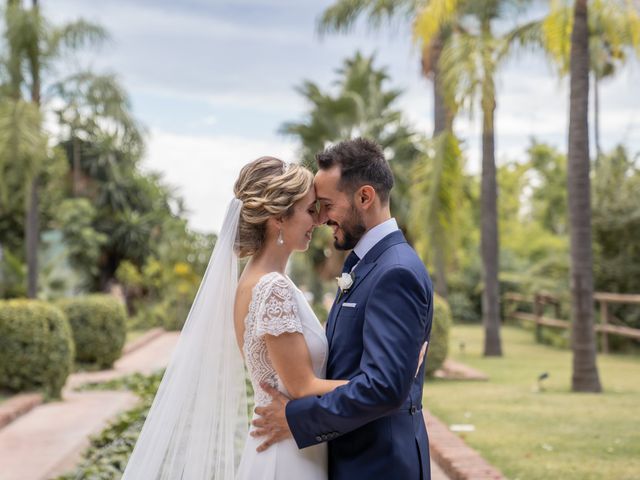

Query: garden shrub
(0, 299), (74, 399)
(425, 294), (452, 377)
(58, 294), (127, 369)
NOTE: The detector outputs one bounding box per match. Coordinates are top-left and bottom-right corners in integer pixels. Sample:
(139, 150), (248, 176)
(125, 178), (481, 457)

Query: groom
(254, 138), (433, 480)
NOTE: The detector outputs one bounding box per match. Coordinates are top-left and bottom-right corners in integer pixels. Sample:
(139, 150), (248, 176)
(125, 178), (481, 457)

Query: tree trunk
(25, 0), (41, 298)
(568, 0), (602, 392)
(427, 34), (454, 136)
(73, 135), (81, 196)
(26, 177), (39, 298)
(480, 21), (502, 357)
(422, 33), (454, 299)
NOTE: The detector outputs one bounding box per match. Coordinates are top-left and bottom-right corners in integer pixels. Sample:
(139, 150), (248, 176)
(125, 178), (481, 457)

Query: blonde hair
(233, 157), (313, 258)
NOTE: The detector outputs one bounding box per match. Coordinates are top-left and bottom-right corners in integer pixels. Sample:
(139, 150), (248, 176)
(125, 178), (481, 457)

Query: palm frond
(413, 0), (460, 47)
(318, 0), (420, 35)
(438, 30), (481, 117)
(47, 19), (109, 59)
(541, 0), (573, 74)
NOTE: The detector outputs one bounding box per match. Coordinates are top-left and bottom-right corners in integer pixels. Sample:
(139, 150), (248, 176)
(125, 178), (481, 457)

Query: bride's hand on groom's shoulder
(251, 383), (293, 452)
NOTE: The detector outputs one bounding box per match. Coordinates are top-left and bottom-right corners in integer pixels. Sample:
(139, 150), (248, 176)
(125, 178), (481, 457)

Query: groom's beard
(331, 205), (366, 251)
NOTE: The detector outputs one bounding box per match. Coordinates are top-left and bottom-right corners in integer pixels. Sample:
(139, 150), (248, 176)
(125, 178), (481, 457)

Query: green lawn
(424, 324), (640, 480)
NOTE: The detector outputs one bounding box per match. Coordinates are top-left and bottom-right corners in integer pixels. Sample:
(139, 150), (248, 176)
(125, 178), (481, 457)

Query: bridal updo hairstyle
(233, 157), (313, 258)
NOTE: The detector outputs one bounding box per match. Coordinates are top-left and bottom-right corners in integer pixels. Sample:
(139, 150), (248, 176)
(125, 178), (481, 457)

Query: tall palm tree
(415, 0), (533, 356)
(566, 0), (602, 392)
(541, 0), (640, 161)
(319, 0), (468, 298)
(1, 0), (107, 297)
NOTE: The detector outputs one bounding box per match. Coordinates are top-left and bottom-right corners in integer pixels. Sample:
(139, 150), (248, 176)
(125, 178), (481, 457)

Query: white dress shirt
(350, 218), (399, 271)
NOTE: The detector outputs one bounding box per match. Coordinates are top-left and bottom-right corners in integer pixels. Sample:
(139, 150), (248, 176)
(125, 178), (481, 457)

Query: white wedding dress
(236, 271), (329, 480)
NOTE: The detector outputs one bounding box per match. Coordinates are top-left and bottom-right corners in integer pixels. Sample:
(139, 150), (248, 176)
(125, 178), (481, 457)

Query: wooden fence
(504, 291), (640, 353)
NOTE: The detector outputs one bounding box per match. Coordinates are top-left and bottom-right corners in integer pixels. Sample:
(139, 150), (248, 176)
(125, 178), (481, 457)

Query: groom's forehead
(314, 166), (341, 186)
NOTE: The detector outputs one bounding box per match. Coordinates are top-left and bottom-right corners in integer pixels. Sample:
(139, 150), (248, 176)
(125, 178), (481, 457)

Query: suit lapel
(327, 230), (408, 349)
(338, 262), (376, 304)
(327, 262), (376, 347)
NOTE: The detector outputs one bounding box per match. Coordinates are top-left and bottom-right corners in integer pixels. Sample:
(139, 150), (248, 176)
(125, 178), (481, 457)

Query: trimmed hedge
(58, 295), (127, 369)
(0, 300), (75, 399)
(425, 294), (452, 377)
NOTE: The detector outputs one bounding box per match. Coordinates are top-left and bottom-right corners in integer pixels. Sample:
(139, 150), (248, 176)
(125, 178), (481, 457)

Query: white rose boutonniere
(336, 272), (355, 301)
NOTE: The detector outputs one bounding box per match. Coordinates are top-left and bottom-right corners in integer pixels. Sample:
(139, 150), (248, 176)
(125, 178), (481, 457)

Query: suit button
(315, 435), (322, 442)
(321, 434), (328, 441)
(410, 406), (417, 415)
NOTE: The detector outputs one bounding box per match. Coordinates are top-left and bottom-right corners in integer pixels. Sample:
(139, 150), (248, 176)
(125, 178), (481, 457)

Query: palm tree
(415, 0), (534, 356)
(319, 0), (469, 298)
(541, 0), (640, 161)
(319, 0), (455, 137)
(281, 52), (420, 302)
(52, 72), (144, 196)
(1, 0), (107, 297)
(566, 0), (602, 392)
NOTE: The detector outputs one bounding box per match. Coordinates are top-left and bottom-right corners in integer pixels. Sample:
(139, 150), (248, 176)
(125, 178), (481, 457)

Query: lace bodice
(243, 272), (328, 407)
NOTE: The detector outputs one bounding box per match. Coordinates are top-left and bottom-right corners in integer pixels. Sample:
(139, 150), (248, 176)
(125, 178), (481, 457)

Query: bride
(121, 157), (346, 479)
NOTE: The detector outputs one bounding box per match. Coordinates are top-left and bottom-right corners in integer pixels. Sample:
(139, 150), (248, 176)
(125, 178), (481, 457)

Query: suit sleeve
(285, 265), (431, 448)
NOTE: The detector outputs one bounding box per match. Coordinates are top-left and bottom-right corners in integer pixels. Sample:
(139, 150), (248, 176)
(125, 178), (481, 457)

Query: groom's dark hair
(316, 137), (394, 204)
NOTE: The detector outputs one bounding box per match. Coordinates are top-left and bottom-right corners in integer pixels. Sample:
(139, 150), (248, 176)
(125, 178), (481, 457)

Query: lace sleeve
(254, 273), (303, 337)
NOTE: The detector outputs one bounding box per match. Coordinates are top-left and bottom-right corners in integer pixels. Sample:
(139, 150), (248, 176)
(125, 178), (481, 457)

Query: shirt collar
(353, 218), (399, 261)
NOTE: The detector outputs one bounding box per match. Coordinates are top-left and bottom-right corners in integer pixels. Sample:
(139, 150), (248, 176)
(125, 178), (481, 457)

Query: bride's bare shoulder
(236, 270), (282, 303)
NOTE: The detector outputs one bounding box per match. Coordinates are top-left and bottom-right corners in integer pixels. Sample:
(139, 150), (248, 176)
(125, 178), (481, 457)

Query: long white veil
(121, 198), (247, 480)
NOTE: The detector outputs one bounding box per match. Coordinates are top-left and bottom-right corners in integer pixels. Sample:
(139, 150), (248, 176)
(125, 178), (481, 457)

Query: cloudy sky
(49, 0), (640, 233)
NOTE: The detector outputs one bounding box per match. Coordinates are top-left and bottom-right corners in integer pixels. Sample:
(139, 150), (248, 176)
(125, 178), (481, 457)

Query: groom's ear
(356, 185), (376, 210)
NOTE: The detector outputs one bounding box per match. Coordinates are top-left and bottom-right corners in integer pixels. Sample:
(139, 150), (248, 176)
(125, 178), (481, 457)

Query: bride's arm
(265, 333), (347, 399)
(266, 333), (428, 399)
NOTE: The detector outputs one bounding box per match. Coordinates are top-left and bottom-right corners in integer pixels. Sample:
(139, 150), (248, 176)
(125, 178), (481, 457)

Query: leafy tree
(409, 132), (464, 298)
(592, 146), (640, 330)
(0, 0), (107, 297)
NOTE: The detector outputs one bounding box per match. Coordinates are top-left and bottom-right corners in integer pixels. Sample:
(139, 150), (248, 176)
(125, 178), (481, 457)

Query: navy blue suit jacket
(286, 230), (433, 480)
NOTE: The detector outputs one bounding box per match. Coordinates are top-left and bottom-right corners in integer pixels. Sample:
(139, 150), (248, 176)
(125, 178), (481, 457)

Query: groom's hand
(251, 383), (292, 452)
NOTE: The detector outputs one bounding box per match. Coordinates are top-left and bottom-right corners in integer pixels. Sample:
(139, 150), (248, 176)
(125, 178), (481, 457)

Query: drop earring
(277, 229), (284, 246)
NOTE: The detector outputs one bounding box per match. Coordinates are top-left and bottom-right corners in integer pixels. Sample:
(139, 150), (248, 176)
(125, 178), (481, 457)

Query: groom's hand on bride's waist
(251, 383), (292, 452)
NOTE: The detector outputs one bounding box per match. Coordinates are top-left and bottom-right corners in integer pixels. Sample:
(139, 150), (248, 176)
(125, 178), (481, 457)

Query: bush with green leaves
(58, 295), (127, 369)
(425, 294), (452, 377)
(0, 299), (74, 399)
